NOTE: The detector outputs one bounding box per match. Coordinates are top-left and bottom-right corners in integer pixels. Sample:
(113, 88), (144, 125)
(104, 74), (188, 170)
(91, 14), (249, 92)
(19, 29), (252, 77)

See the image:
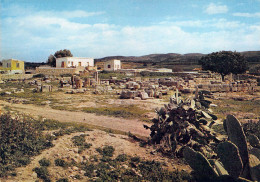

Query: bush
(96, 146), (115, 157)
(116, 154), (128, 162)
(71, 134), (92, 154)
(55, 158), (67, 167)
(56, 178), (69, 182)
(17, 157), (31, 166)
(33, 73), (45, 78)
(33, 167), (50, 182)
(39, 158), (51, 167)
(0, 114), (53, 176)
(130, 156), (140, 163)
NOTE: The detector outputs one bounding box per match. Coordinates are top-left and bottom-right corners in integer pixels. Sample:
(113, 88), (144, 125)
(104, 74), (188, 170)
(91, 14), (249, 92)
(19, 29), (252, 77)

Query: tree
(46, 49), (73, 67)
(54, 49), (73, 58)
(47, 55), (56, 67)
(199, 51), (248, 80)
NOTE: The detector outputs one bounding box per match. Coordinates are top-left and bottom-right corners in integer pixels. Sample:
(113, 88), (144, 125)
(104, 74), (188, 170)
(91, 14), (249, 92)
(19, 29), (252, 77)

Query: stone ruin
(22, 70), (259, 96)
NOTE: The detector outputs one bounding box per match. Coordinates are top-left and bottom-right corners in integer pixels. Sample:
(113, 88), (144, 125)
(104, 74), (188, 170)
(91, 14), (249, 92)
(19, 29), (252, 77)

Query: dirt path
(0, 100), (151, 137)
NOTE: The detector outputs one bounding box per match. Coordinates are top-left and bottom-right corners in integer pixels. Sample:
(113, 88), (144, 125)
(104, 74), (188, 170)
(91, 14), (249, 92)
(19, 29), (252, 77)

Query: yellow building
(1, 59), (25, 74)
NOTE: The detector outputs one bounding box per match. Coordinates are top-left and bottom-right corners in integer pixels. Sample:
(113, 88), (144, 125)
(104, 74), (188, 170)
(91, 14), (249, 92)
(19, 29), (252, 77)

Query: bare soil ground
(0, 100), (151, 137)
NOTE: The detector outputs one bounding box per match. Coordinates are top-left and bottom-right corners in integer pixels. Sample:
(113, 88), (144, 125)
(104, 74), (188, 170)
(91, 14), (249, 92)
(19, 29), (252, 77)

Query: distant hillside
(95, 51), (260, 65)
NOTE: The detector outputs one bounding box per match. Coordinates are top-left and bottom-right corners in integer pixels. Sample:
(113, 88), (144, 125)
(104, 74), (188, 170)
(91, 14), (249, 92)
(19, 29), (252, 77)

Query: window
(16, 63), (20, 68)
(108, 65), (111, 68)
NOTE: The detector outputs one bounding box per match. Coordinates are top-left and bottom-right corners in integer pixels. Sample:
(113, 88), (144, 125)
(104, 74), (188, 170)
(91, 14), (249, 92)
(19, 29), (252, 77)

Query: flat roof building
(56, 57), (94, 68)
(104, 59), (121, 71)
(1, 59), (25, 74)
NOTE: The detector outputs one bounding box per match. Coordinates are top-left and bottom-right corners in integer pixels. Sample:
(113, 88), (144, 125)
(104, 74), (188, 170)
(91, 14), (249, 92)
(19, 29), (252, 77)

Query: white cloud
(1, 5), (260, 61)
(159, 19), (243, 29)
(205, 3), (228, 15)
(233, 12), (260, 18)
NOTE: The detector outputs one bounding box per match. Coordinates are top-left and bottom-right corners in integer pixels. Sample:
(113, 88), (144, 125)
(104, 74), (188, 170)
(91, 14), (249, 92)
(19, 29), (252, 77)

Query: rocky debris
(40, 85), (53, 92)
(65, 88), (90, 94)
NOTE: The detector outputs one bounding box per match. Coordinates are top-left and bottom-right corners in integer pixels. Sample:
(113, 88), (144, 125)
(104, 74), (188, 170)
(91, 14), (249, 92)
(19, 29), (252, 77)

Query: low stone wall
(35, 67), (78, 76)
(0, 74), (33, 80)
(197, 80), (257, 92)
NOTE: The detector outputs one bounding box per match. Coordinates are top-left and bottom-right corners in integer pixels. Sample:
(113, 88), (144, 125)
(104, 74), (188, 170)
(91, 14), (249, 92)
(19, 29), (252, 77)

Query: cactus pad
(183, 146), (218, 179)
(217, 141), (243, 178)
(225, 115), (249, 166)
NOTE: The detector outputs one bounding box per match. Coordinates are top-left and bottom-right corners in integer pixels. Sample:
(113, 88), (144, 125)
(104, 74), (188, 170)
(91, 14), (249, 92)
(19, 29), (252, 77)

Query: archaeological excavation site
(0, 50), (259, 182)
(1, 1), (260, 181)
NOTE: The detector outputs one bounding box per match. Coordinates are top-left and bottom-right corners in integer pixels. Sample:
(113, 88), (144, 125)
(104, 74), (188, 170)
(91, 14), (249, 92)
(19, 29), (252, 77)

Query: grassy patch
(212, 99), (260, 119)
(99, 72), (128, 80)
(82, 105), (148, 119)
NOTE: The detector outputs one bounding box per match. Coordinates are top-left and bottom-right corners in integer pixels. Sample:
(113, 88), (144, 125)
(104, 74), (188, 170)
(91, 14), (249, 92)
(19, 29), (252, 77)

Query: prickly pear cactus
(217, 141), (243, 178)
(248, 134), (260, 148)
(248, 154), (260, 181)
(183, 146), (218, 180)
(249, 148), (260, 160)
(145, 91), (221, 156)
(225, 115), (249, 167)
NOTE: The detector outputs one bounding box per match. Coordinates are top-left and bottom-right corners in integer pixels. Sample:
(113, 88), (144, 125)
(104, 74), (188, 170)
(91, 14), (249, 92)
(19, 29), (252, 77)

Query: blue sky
(1, 0), (260, 62)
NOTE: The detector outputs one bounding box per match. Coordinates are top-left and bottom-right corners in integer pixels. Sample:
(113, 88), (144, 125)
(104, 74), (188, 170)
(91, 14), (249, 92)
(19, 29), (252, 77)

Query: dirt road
(0, 100), (151, 137)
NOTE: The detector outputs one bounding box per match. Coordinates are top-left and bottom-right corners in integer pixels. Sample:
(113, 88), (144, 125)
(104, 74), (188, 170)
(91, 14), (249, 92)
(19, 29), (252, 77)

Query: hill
(94, 51), (260, 71)
(95, 51), (260, 64)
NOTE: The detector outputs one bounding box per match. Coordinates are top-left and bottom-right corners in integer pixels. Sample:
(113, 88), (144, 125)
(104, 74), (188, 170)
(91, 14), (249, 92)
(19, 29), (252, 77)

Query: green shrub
(17, 157), (31, 166)
(71, 134), (92, 154)
(130, 156), (140, 163)
(96, 146), (115, 157)
(33, 73), (45, 78)
(71, 134), (88, 146)
(39, 158), (51, 167)
(33, 167), (50, 182)
(56, 178), (69, 182)
(55, 158), (67, 167)
(116, 154), (128, 162)
(0, 114), (53, 176)
(83, 163), (96, 177)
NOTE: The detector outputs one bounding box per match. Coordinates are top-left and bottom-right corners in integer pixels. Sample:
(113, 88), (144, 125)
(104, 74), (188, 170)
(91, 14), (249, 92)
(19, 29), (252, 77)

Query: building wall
(2, 59), (25, 74)
(104, 59), (121, 71)
(56, 57), (94, 68)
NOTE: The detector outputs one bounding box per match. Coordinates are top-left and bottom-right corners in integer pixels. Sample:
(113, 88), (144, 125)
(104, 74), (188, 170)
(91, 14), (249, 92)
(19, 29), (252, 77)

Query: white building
(56, 57), (94, 68)
(104, 59), (121, 71)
